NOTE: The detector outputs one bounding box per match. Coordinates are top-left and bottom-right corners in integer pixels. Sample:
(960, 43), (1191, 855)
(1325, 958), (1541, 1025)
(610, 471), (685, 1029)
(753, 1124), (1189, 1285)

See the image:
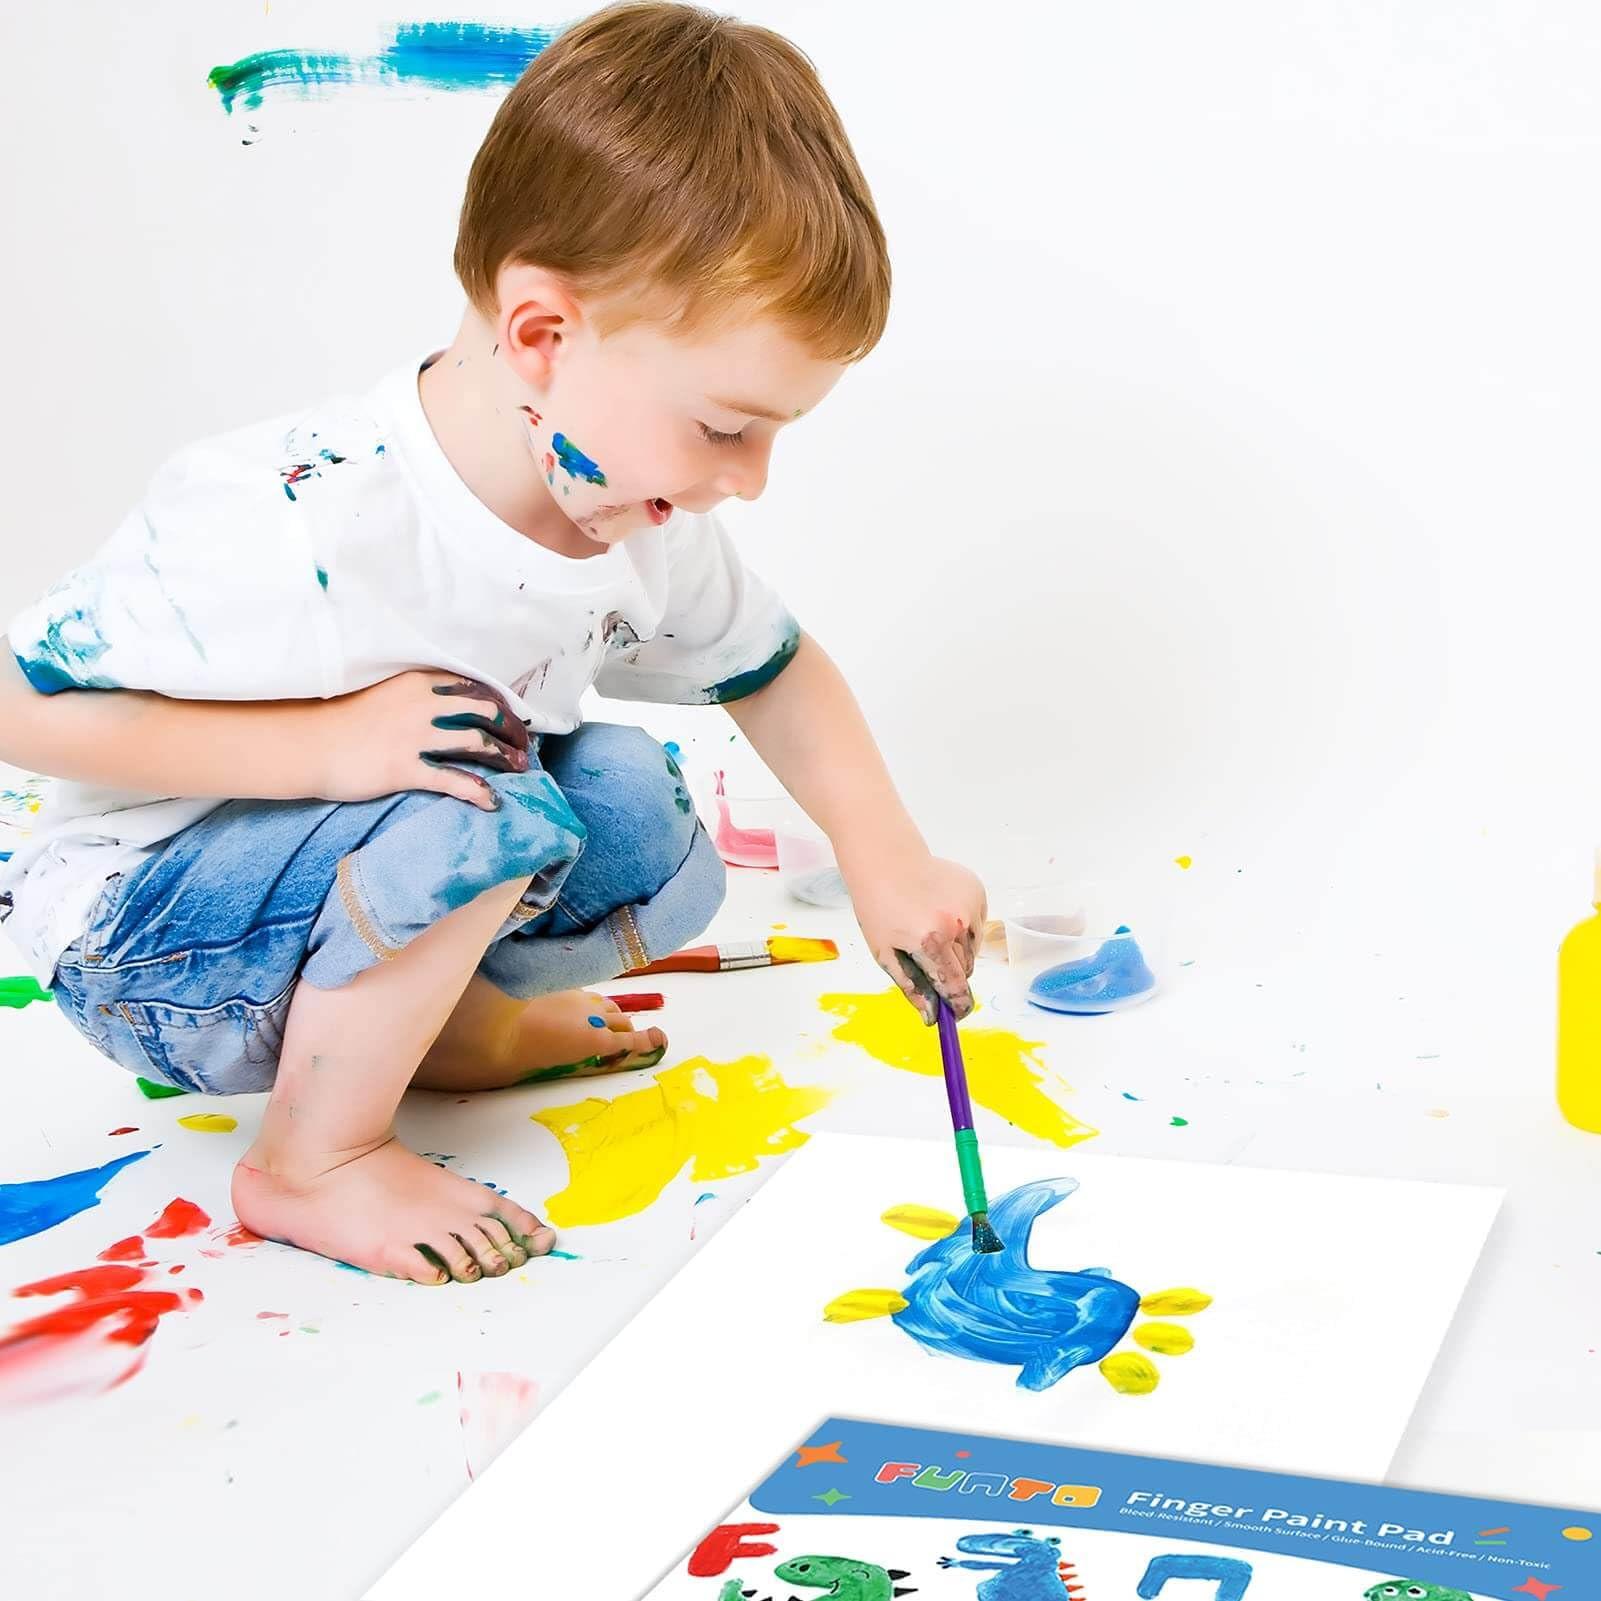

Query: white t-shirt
(0, 351), (799, 983)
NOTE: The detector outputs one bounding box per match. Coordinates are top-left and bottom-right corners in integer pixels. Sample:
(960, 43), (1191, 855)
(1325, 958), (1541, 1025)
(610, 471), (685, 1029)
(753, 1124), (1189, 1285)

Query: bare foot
(232, 1137), (557, 1284)
(508, 989), (668, 1085)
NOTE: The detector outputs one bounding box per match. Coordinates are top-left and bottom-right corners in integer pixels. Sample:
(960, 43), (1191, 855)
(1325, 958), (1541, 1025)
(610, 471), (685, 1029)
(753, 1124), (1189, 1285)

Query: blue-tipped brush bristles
(970, 1211), (1004, 1254)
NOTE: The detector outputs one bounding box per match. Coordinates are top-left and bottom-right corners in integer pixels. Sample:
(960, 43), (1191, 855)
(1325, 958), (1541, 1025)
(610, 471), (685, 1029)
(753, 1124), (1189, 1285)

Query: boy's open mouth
(645, 496), (674, 525)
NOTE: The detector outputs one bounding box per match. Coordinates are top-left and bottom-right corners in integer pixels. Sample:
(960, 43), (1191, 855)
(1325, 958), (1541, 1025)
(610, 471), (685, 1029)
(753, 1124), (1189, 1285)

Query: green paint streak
(417, 1390), (442, 1405)
(517, 1044), (667, 1085)
(315, 564), (329, 591)
(1170, 1116), (1189, 1127)
(701, 623), (801, 703)
(0, 976), (53, 1010)
(136, 1076), (188, 1100)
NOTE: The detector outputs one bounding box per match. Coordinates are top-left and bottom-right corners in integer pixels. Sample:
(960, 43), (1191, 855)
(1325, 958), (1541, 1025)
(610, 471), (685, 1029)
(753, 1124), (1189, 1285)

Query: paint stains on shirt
(819, 989), (1098, 1149)
(530, 1056), (832, 1227)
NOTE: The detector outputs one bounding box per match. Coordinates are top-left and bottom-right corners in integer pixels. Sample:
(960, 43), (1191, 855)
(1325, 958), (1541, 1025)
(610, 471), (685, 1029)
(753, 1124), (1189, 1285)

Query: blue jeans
(49, 724), (723, 1095)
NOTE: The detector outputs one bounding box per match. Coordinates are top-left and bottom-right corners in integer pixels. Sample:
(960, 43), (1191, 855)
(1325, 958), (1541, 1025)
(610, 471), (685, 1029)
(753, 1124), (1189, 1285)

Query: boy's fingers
(430, 677), (531, 752)
(415, 759), (501, 811)
(890, 949), (939, 1025)
(920, 934), (970, 1006)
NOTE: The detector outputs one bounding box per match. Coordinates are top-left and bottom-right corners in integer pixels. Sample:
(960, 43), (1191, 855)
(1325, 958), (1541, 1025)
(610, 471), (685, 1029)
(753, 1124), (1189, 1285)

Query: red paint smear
(255, 1311), (288, 1320)
(97, 1236), (147, 1263)
(107, 1126), (139, 1136)
(219, 1222), (262, 1248)
(607, 991), (665, 1013)
(145, 1198), (211, 1238)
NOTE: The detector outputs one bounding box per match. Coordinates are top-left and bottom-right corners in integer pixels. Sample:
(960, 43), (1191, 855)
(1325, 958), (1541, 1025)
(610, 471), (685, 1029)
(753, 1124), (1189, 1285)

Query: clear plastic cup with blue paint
(775, 820), (852, 908)
(1001, 886), (1163, 1014)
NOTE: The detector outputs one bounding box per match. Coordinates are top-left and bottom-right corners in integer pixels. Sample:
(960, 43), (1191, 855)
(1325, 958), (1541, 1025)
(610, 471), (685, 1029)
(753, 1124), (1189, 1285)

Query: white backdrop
(3, 0), (1601, 1580)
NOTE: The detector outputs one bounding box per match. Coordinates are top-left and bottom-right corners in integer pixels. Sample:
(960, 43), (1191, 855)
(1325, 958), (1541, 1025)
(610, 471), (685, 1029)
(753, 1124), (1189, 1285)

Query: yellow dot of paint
(1099, 1352), (1160, 1394)
(1139, 1287), (1213, 1316)
(823, 1287), (908, 1324)
(177, 1112), (238, 1134)
(1563, 1527), (1593, 1541)
(880, 1203), (961, 1241)
(1132, 1321), (1195, 1356)
(1174, 855), (1193, 870)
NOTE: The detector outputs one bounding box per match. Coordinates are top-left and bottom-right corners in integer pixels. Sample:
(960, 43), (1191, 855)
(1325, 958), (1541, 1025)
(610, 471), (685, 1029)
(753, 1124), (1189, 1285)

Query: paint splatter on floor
(818, 989), (1098, 1148)
(177, 1113), (237, 1134)
(531, 1055), (832, 1227)
(0, 1198), (209, 1406)
(458, 1369), (540, 1480)
(0, 1151), (149, 1247)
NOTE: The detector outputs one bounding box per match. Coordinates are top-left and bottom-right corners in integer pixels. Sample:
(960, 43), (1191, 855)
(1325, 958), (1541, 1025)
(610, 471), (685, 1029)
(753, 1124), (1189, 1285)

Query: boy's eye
(697, 421), (745, 448)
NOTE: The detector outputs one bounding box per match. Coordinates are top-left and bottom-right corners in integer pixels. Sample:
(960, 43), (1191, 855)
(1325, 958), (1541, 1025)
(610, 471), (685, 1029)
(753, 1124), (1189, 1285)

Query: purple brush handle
(936, 998), (975, 1132)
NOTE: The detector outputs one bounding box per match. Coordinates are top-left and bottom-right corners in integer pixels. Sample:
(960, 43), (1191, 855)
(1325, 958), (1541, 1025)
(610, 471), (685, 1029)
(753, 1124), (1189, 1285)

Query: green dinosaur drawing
(1363, 1583), (1473, 1601)
(775, 1554), (917, 1600)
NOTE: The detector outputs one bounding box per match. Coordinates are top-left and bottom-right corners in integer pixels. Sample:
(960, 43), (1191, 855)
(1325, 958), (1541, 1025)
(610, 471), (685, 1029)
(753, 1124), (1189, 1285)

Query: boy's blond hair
(454, 1), (890, 363)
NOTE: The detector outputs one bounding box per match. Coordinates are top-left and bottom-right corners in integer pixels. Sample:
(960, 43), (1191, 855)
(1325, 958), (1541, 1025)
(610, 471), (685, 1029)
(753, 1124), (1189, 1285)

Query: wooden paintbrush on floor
(626, 935), (838, 977)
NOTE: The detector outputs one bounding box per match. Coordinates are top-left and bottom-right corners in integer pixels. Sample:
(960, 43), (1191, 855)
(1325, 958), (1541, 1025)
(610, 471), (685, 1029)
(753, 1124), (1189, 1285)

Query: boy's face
(498, 269), (847, 546)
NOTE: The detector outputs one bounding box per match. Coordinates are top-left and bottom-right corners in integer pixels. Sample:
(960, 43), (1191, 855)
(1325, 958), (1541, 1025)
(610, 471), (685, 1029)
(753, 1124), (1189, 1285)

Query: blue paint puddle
(0, 1150), (149, 1247)
(891, 1178), (1139, 1390)
(1028, 930), (1157, 1014)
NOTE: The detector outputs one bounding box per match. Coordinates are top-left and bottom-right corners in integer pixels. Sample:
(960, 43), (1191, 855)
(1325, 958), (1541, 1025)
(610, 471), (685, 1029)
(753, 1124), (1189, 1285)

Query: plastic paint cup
(998, 884), (1163, 1015)
(775, 823), (851, 908)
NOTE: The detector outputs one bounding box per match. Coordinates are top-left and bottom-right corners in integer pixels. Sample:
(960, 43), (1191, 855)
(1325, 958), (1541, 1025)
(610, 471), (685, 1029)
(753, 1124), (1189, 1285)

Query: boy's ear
(495, 262), (582, 389)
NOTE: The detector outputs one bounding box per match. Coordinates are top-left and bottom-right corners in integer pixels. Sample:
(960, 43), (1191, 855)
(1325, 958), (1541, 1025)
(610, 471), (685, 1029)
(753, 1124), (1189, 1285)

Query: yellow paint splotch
(1132, 1321), (1194, 1356)
(881, 1202), (959, 1240)
(531, 1055), (832, 1227)
(818, 989), (1098, 1148)
(1099, 1352), (1160, 1394)
(1139, 1287), (1213, 1316)
(177, 1113), (237, 1133)
(823, 1287), (909, 1323)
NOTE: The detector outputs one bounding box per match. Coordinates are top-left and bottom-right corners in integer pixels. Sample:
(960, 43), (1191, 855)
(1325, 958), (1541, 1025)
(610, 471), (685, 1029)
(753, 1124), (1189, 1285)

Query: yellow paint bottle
(1557, 849), (1601, 1132)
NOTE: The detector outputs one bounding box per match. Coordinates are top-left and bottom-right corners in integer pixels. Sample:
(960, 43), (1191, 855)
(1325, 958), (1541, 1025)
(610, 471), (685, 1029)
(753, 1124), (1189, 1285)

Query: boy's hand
(319, 670), (531, 811)
(843, 849), (987, 1025)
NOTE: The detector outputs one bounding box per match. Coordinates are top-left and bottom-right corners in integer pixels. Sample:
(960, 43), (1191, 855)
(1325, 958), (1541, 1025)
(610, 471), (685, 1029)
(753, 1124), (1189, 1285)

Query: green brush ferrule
(953, 1128), (989, 1216)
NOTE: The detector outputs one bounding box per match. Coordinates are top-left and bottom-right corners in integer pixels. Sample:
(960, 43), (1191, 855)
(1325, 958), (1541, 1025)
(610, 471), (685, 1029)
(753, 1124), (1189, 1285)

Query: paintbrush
(936, 996), (1004, 1253)
(626, 935), (838, 977)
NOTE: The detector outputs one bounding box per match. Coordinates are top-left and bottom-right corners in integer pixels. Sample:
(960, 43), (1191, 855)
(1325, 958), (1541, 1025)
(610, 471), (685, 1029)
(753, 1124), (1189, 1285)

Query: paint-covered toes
(231, 1140), (556, 1286)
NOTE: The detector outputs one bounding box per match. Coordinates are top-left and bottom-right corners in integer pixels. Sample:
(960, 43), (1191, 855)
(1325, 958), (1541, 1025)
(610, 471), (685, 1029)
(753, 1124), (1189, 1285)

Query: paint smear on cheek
(818, 989), (1099, 1148)
(530, 1056), (832, 1227)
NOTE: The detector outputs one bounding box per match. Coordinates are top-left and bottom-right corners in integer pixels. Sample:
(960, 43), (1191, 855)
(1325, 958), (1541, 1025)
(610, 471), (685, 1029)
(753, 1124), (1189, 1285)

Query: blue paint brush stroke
(0, 1151), (150, 1247)
(550, 432), (608, 487)
(210, 23), (562, 116)
(891, 1177), (1140, 1390)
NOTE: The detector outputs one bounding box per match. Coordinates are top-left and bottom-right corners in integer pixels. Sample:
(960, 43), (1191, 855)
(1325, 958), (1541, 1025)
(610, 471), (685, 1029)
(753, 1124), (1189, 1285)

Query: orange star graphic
(794, 1441), (847, 1468)
(1513, 1579), (1561, 1600)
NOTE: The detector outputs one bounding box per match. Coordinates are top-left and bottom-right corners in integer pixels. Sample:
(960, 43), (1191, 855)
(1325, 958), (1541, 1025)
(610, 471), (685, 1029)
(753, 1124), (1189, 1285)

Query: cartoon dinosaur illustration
(938, 1528), (1082, 1599)
(774, 1553), (917, 1600)
(1362, 1584), (1473, 1601)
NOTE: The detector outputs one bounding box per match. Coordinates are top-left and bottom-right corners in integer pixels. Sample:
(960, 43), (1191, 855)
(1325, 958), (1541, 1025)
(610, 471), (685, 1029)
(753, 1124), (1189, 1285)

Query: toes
(455, 1228), (507, 1278)
(406, 1244), (454, 1286)
(476, 1216), (526, 1270)
(493, 1203), (557, 1258)
(621, 1026), (667, 1064)
(428, 1237), (482, 1284)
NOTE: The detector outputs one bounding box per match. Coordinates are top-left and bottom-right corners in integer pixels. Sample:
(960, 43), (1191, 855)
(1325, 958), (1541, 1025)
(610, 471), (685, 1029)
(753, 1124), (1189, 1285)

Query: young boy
(0, 2), (985, 1286)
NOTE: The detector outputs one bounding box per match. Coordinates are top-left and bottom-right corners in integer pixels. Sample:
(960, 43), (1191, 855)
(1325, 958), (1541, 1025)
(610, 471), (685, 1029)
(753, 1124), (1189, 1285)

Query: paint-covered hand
(317, 669), (532, 811)
(847, 851), (986, 1024)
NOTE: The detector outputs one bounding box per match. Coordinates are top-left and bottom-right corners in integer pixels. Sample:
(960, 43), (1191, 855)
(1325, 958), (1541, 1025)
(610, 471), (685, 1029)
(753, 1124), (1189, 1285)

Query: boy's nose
(714, 440), (771, 502)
